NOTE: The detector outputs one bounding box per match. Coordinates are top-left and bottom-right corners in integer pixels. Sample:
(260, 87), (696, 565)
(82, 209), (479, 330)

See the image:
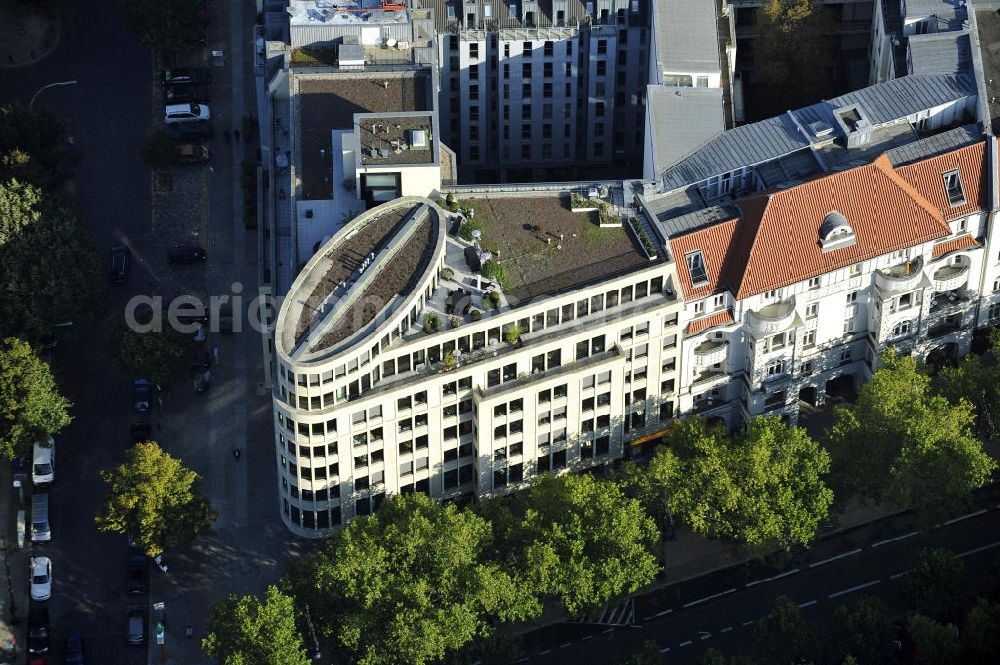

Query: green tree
(829, 596), (893, 664)
(615, 640), (664, 665)
(516, 473), (660, 615)
(0, 103), (80, 190)
(115, 0), (205, 49)
(693, 649), (755, 665)
(287, 493), (539, 665)
(907, 614), (960, 665)
(903, 548), (967, 622)
(112, 321), (195, 388)
(202, 585), (310, 665)
(961, 597), (1000, 664)
(0, 180), (105, 342)
(95, 442), (216, 557)
(751, 0), (835, 117)
(655, 415), (833, 552)
(0, 337), (71, 460)
(934, 329), (1000, 438)
(141, 128), (180, 170)
(754, 595), (816, 665)
(827, 349), (996, 517)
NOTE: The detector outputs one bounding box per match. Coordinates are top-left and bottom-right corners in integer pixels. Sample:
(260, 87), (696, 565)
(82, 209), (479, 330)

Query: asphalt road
(0, 2), (155, 663)
(526, 507), (1000, 664)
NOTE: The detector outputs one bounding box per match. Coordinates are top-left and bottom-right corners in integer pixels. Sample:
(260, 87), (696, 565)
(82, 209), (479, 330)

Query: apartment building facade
(427, 0), (650, 181)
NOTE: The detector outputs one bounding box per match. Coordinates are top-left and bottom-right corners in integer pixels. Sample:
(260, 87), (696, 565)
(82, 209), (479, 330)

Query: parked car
(64, 633), (84, 664)
(126, 550), (148, 594)
(164, 103), (210, 124)
(162, 67), (211, 86)
(163, 84), (210, 105)
(30, 556), (52, 601)
(110, 245), (131, 282)
(129, 422), (151, 445)
(133, 379), (153, 414)
(28, 606), (49, 654)
(126, 605), (147, 645)
(31, 493), (50, 542)
(32, 437), (55, 486)
(176, 141), (210, 164)
(167, 244), (207, 264)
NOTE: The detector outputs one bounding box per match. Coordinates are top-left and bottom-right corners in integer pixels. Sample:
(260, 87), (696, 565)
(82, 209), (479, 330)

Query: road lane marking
(700, 633), (712, 640)
(602, 628), (614, 634)
(683, 588), (737, 608)
(742, 620), (754, 626)
(956, 541), (1000, 558)
(539, 650), (550, 655)
(720, 626), (733, 633)
(746, 568), (800, 588)
(872, 531), (919, 548)
(679, 641), (692, 647)
(809, 548), (862, 568)
(560, 643), (571, 648)
(889, 571), (909, 580)
(581, 635), (593, 641)
(649, 609), (673, 619)
(517, 659), (529, 663)
(943, 509), (987, 526)
(660, 647), (671, 654)
(798, 600), (817, 608)
(828, 580), (881, 599)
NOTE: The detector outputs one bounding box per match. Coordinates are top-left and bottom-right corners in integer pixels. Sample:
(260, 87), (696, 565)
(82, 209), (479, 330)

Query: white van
(32, 438), (55, 486)
(31, 493), (50, 543)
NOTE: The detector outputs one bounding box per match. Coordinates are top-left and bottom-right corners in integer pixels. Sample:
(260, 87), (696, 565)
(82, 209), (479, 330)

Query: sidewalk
(0, 460), (30, 664)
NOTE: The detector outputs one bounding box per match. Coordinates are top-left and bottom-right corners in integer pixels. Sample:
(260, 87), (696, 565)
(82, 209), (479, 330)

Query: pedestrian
(233, 128), (241, 142)
(224, 129), (231, 142)
(186, 625), (193, 639)
(233, 447), (241, 461)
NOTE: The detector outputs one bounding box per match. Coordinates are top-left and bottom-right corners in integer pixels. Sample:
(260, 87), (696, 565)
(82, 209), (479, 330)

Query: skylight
(686, 251), (708, 285)
(943, 169), (966, 207)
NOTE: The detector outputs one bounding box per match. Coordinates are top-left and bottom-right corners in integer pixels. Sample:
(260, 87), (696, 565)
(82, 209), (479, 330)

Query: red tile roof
(931, 234), (980, 259)
(668, 142), (986, 301)
(686, 309), (735, 335)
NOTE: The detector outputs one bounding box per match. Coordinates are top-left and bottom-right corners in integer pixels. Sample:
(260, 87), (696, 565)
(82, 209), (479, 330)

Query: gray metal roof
(886, 123), (983, 165)
(660, 73), (977, 192)
(647, 86), (725, 172)
(655, 0), (720, 76)
(420, 0), (596, 31)
(903, 0), (967, 29)
(653, 202), (740, 238)
(908, 31), (972, 75)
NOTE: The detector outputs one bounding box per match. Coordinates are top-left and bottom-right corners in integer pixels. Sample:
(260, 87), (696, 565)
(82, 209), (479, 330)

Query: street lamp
(29, 80), (79, 112)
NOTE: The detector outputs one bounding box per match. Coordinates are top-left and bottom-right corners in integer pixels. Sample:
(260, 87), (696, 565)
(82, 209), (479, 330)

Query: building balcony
(928, 289), (974, 316)
(691, 369), (729, 388)
(927, 320), (964, 339)
(931, 262), (970, 293)
(692, 395), (730, 414)
(875, 256), (923, 293)
(693, 339), (729, 367)
(748, 298), (796, 335)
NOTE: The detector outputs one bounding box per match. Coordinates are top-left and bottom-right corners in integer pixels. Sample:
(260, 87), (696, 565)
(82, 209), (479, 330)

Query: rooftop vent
(832, 104), (874, 149)
(409, 129), (428, 148)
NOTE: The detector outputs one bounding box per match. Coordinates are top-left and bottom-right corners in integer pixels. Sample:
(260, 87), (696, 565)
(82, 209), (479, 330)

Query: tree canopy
(934, 329), (1000, 439)
(907, 614), (960, 665)
(202, 585), (311, 665)
(751, 0), (836, 118)
(826, 349), (996, 516)
(903, 547), (968, 622)
(650, 415), (832, 552)
(111, 320), (196, 388)
(513, 473), (661, 615)
(0, 180), (105, 343)
(95, 441), (216, 557)
(0, 103), (80, 190)
(0, 337), (71, 460)
(288, 492), (539, 665)
(754, 595), (816, 665)
(115, 0), (206, 49)
(829, 595), (894, 665)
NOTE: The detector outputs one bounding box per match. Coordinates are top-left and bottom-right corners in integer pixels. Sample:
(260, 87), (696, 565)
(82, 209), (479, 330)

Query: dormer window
(943, 170), (966, 207)
(686, 251), (708, 285)
(819, 210), (856, 252)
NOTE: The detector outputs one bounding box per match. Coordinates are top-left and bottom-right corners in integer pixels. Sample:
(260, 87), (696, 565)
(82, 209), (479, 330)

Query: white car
(164, 103), (210, 124)
(30, 557), (52, 601)
(32, 437), (55, 486)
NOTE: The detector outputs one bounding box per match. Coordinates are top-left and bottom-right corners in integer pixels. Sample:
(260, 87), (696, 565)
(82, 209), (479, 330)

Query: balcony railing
(929, 290), (973, 315)
(875, 256), (923, 293)
(928, 321), (964, 339)
(693, 339), (729, 366)
(748, 298), (796, 334)
(931, 263), (970, 292)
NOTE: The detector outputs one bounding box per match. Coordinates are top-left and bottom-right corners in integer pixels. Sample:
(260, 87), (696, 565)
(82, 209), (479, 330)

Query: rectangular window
(806, 303), (818, 319)
(808, 276), (821, 290)
(686, 251), (708, 284)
